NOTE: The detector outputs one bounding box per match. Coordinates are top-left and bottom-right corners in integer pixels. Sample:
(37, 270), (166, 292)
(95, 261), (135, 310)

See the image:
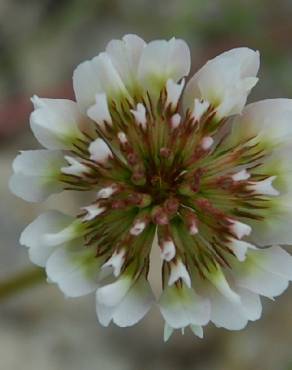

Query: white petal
(237, 269), (289, 298)
(96, 277), (154, 327)
(106, 34), (146, 92)
(130, 103), (147, 129)
(160, 240), (176, 262)
(190, 99), (210, 121)
(117, 131), (128, 144)
(97, 185), (117, 199)
(200, 136), (214, 150)
(163, 323), (174, 342)
(228, 219), (252, 239)
(110, 277), (154, 327)
(61, 155), (90, 176)
(96, 301), (116, 327)
(209, 286), (261, 330)
(232, 169), (250, 182)
(247, 176), (279, 196)
(168, 260), (191, 288)
(227, 238), (256, 262)
(209, 288), (247, 330)
(92, 53), (130, 99)
(43, 221), (82, 247)
(10, 150), (66, 202)
(206, 267), (241, 303)
(249, 246), (292, 280)
(82, 204), (106, 221)
(20, 211), (73, 249)
(235, 254), (289, 298)
(184, 48), (260, 118)
(12, 149), (65, 175)
(236, 287), (262, 322)
(165, 78), (185, 109)
(30, 97), (85, 149)
(253, 148), (292, 196)
(138, 38), (190, 95)
(73, 52), (130, 112)
(102, 249), (126, 277)
(188, 217), (199, 235)
(130, 220), (146, 235)
(170, 113), (181, 129)
(215, 77), (258, 118)
(248, 194), (292, 246)
(243, 147), (292, 246)
(73, 60), (103, 112)
(89, 138), (112, 163)
(227, 99), (292, 150)
(9, 173), (63, 203)
(159, 284), (210, 329)
(190, 325), (204, 339)
(87, 93), (112, 130)
(96, 275), (132, 307)
(20, 211), (73, 266)
(46, 242), (100, 297)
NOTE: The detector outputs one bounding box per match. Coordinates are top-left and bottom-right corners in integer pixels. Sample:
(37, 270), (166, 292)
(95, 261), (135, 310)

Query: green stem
(0, 268), (46, 301)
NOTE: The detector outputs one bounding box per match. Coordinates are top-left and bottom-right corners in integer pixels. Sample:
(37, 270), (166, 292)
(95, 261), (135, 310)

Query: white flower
(30, 96), (88, 149)
(88, 138), (112, 163)
(96, 273), (154, 327)
(102, 248), (126, 277)
(208, 284), (262, 330)
(81, 203), (106, 221)
(228, 219), (252, 240)
(137, 37), (190, 97)
(170, 113), (181, 129)
(129, 219), (147, 235)
(227, 238), (256, 262)
(165, 79), (185, 110)
(168, 259), (191, 288)
(184, 48), (259, 119)
(11, 34), (292, 339)
(9, 150), (66, 202)
(20, 210), (74, 267)
(160, 239), (176, 262)
(20, 211), (101, 297)
(164, 323), (204, 342)
(231, 169), (250, 182)
(45, 241), (102, 298)
(159, 283), (210, 330)
(130, 103), (147, 129)
(190, 98), (210, 121)
(234, 246), (292, 299)
(200, 136), (214, 150)
(97, 184), (117, 199)
(246, 176), (279, 196)
(61, 155), (91, 176)
(87, 93), (112, 130)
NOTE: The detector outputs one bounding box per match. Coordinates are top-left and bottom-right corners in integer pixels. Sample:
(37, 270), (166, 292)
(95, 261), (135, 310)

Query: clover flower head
(10, 34), (292, 340)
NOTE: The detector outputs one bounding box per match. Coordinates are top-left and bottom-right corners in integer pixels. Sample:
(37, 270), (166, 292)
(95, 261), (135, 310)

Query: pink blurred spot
(0, 82), (74, 138)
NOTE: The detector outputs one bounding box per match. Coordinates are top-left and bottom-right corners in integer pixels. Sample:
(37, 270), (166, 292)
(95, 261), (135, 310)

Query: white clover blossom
(10, 34), (292, 340)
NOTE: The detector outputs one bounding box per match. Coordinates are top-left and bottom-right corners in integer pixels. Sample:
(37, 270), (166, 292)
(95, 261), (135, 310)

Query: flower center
(60, 89), (277, 281)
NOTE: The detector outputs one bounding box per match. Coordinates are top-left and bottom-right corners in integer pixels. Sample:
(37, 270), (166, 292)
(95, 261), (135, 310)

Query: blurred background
(1, 0), (292, 369)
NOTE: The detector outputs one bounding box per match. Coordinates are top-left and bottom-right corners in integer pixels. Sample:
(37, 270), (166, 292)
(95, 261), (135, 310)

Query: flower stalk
(0, 268), (46, 301)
